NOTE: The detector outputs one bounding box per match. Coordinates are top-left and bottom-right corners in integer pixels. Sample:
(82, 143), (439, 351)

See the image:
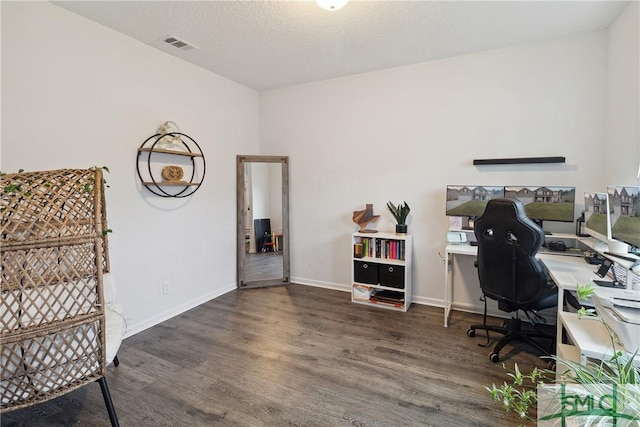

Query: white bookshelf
(351, 231), (412, 312)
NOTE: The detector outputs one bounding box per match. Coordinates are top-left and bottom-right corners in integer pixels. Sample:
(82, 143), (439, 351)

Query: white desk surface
(538, 253), (601, 290)
(445, 243), (477, 256)
(445, 243), (601, 289)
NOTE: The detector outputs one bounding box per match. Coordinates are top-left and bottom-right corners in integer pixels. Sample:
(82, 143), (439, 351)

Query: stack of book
(370, 290), (404, 305)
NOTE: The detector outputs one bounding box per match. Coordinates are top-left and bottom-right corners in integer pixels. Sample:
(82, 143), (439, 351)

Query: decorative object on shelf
(161, 165), (184, 182)
(352, 203), (380, 233)
(315, 0), (348, 11)
(156, 121), (182, 146)
(136, 121), (206, 198)
(387, 201), (410, 233)
(473, 156), (565, 165)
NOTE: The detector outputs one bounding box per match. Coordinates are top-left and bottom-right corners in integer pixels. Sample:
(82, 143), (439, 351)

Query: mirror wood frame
(236, 155), (290, 288)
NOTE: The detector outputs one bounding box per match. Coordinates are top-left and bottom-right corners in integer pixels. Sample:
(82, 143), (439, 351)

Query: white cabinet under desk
(557, 311), (615, 364)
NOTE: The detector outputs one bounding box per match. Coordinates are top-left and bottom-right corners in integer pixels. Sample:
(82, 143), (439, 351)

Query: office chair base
(468, 317), (555, 363)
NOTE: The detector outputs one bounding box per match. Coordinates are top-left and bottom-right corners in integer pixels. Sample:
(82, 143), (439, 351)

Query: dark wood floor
(2, 284), (545, 426)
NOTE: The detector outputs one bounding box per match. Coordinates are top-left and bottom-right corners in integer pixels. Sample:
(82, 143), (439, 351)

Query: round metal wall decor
(136, 125), (206, 198)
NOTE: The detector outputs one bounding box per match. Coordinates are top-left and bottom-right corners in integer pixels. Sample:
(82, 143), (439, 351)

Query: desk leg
(444, 251), (452, 327)
(556, 288), (565, 348)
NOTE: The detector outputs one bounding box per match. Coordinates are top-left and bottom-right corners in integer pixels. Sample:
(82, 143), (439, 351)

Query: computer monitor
(504, 186), (576, 227)
(607, 185), (640, 250)
(583, 192), (610, 242)
(445, 185), (505, 218)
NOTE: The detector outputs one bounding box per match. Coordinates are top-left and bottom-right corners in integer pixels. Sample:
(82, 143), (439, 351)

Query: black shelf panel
(473, 156), (565, 165)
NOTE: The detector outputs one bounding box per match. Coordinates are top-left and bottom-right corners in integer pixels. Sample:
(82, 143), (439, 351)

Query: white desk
(443, 243), (479, 327)
(443, 239), (639, 373)
(443, 235), (598, 328)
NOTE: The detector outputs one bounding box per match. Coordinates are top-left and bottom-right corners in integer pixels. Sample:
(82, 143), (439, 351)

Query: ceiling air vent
(162, 35), (198, 51)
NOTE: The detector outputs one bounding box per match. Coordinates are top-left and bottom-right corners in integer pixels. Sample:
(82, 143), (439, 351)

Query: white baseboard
(411, 295), (446, 308)
(291, 278), (498, 316)
(123, 283), (237, 338)
(291, 277), (351, 292)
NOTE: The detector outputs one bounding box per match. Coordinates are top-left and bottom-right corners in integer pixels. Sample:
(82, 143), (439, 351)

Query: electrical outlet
(163, 280), (170, 295)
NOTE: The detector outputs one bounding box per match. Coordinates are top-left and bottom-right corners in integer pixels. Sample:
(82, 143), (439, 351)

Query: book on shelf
(370, 289), (404, 304)
(354, 235), (406, 261)
(375, 239), (406, 261)
(354, 237), (375, 258)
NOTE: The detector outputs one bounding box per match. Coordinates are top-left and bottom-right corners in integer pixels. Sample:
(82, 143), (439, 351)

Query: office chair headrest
(475, 198), (544, 254)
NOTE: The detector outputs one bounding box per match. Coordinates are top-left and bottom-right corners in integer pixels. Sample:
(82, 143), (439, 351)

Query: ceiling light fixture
(315, 0), (349, 11)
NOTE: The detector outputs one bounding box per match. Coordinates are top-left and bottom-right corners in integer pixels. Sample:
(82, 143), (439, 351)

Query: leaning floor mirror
(236, 155), (290, 288)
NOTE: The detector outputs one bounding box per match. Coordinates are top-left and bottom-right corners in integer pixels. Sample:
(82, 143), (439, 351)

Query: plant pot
(395, 224), (408, 234)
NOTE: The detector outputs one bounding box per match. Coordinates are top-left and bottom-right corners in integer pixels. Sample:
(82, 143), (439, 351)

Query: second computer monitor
(584, 192), (610, 242)
(607, 185), (640, 250)
(504, 186), (576, 226)
(445, 185), (505, 218)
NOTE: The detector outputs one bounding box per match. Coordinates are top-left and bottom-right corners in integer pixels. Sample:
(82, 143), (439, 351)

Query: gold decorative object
(162, 165), (184, 182)
(157, 121), (182, 145)
(352, 203), (380, 233)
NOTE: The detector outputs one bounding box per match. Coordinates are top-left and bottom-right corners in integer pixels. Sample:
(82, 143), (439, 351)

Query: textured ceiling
(53, 1), (629, 91)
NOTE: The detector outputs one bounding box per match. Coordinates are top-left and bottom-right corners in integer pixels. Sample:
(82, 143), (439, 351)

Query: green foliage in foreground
(485, 283), (639, 424)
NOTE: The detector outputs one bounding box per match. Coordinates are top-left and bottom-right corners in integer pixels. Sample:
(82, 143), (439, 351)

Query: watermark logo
(538, 384), (640, 426)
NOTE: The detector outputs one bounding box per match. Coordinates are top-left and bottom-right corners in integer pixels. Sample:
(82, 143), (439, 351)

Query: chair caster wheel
(489, 352), (500, 363)
(467, 328), (476, 337)
(547, 361), (556, 371)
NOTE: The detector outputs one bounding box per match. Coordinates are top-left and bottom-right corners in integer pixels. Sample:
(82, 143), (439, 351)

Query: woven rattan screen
(1, 169), (107, 411)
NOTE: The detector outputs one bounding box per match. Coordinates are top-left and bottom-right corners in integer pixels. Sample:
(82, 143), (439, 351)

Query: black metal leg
(98, 377), (119, 427)
(113, 355), (120, 367)
(469, 316), (555, 362)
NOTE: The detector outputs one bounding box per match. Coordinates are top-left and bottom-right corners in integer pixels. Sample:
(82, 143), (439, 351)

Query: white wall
(269, 163), (283, 233)
(605, 1), (640, 186)
(1, 2), (260, 336)
(249, 163), (283, 229)
(260, 31), (609, 311)
(251, 162), (271, 219)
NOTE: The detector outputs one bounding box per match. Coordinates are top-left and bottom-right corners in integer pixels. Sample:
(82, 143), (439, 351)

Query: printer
(592, 287), (640, 353)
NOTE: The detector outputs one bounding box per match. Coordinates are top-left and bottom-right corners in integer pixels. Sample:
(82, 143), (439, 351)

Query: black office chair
(467, 198), (557, 363)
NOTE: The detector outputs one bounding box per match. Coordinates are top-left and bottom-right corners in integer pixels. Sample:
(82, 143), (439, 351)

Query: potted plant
(387, 201), (410, 233)
(486, 283), (640, 425)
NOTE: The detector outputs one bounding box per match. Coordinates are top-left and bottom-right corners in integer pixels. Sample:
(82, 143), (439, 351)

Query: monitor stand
(532, 219), (551, 235)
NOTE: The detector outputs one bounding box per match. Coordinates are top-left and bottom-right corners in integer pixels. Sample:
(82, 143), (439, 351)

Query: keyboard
(538, 246), (584, 257)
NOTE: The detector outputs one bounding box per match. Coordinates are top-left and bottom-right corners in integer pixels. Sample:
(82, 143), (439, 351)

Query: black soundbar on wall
(473, 156), (566, 165)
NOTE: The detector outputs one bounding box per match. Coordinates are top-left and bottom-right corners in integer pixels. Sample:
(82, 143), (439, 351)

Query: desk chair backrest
(473, 198), (550, 308)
